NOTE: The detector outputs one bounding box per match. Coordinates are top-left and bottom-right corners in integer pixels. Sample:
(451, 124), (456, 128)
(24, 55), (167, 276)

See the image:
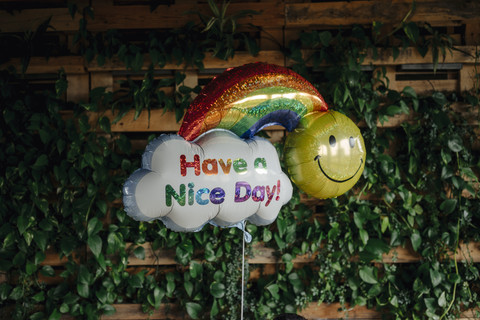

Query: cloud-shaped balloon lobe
(123, 129), (293, 232)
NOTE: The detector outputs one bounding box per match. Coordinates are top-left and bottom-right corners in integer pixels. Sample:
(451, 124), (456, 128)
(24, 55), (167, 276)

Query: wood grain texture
(285, 0), (480, 27)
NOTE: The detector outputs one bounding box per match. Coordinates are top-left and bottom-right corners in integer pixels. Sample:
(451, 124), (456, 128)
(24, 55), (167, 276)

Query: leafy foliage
(1, 4), (479, 320)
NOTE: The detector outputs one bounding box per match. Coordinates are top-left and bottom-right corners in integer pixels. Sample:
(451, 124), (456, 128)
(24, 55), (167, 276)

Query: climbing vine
(0, 2), (479, 320)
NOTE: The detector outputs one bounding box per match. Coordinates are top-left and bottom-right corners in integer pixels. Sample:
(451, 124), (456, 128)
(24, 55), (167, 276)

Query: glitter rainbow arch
(178, 62), (328, 141)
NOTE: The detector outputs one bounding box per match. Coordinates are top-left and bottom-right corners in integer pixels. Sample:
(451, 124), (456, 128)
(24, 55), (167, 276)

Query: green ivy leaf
(17, 214), (29, 235)
(40, 265), (55, 277)
(101, 304), (116, 316)
(128, 273), (144, 288)
(263, 228), (272, 242)
(166, 273), (175, 296)
(87, 217), (103, 237)
(432, 92), (448, 106)
(210, 299), (219, 317)
(189, 261), (203, 279)
(213, 270), (224, 282)
(96, 288), (108, 304)
(55, 73), (68, 98)
(184, 280), (194, 297)
(438, 291), (447, 307)
(411, 231), (422, 252)
(32, 154), (48, 170)
(390, 295), (399, 308)
(99, 116), (111, 134)
(359, 266), (378, 284)
(381, 216), (389, 233)
(47, 309), (61, 320)
(430, 269), (443, 287)
(447, 136), (463, 153)
(13, 252), (25, 266)
(210, 282), (225, 298)
(33, 230), (48, 252)
(78, 265), (92, 285)
(32, 291), (45, 303)
(288, 272), (303, 293)
(30, 312), (45, 320)
(77, 283), (89, 298)
(88, 234), (102, 258)
(60, 237), (76, 256)
(153, 287), (164, 308)
(59, 302), (70, 313)
(25, 261), (37, 275)
(359, 229), (369, 246)
(9, 286), (23, 300)
(439, 199), (457, 215)
(0, 283), (11, 300)
(133, 246), (145, 260)
(385, 105), (403, 117)
(402, 86), (417, 98)
(266, 283), (280, 299)
(185, 302), (202, 319)
(177, 239), (194, 265)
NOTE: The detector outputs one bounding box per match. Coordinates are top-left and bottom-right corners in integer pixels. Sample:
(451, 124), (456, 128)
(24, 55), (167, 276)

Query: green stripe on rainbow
(217, 86), (319, 136)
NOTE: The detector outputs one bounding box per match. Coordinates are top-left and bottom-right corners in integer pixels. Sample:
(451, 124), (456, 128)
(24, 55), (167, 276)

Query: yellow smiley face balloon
(284, 110), (365, 199)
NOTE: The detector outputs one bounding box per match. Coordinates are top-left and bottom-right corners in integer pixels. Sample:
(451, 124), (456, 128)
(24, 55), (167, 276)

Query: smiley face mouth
(314, 155), (363, 183)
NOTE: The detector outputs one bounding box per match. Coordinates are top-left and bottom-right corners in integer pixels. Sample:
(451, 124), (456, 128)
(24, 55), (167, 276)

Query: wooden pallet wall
(1, 1), (480, 319)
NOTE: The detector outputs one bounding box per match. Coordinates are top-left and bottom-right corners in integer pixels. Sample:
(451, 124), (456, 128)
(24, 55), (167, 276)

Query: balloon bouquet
(123, 62), (365, 317)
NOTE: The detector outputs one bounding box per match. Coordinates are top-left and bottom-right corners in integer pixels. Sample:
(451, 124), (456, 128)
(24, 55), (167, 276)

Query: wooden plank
(0, 56), (86, 74)
(85, 109), (290, 133)
(300, 303), (479, 320)
(372, 102), (479, 128)
(126, 243), (176, 266)
(285, 0), (480, 27)
(124, 241), (480, 266)
(390, 79), (458, 94)
(364, 46), (479, 65)
(86, 50), (285, 72)
(84, 303), (480, 320)
(260, 27), (284, 51)
(41, 246), (84, 266)
(459, 64), (478, 93)
(88, 109), (182, 132)
(2, 1), (480, 34)
(100, 304), (184, 320)
(300, 302), (381, 319)
(465, 22), (480, 45)
(88, 2), (284, 31)
(66, 73), (89, 103)
(91, 72), (114, 92)
(0, 2), (284, 33)
(37, 269), (65, 285)
(0, 7), (80, 33)
(2, 46), (476, 76)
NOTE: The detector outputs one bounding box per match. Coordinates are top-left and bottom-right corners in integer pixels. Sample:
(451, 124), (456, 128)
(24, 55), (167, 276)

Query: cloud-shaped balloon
(123, 129), (293, 232)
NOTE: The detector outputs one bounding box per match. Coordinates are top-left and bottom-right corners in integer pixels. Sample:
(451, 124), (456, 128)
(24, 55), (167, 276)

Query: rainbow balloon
(179, 62), (365, 199)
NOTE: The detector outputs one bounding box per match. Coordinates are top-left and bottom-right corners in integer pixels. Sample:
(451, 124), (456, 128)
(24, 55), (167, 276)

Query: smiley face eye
(329, 135), (336, 147)
(349, 136), (355, 148)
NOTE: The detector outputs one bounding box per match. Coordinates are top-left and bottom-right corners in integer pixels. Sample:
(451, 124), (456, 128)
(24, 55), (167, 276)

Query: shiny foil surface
(178, 62), (328, 141)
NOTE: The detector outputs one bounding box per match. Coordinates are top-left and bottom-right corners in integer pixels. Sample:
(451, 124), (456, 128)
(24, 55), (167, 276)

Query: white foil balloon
(123, 129), (293, 232)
